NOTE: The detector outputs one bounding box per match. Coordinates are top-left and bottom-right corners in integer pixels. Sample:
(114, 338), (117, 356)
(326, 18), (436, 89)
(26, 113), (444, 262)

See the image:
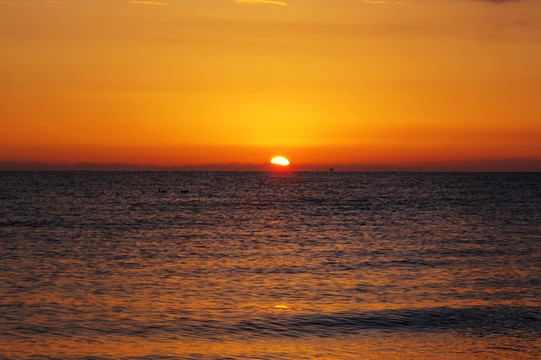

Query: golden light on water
(273, 304), (300, 311)
(270, 157), (290, 166)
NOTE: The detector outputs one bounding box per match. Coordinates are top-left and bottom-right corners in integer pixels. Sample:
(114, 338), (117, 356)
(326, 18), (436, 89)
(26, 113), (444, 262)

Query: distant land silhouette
(1, 159), (540, 172)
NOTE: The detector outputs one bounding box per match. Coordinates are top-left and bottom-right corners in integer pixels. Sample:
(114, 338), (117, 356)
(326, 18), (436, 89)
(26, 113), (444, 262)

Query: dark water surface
(0, 172), (539, 359)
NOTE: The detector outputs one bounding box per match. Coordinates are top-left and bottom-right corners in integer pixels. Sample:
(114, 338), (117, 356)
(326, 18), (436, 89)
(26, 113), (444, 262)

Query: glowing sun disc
(270, 156), (290, 166)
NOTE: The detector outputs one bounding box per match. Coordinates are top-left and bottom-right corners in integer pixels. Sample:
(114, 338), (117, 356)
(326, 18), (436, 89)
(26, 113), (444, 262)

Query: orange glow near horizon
(0, 0), (540, 169)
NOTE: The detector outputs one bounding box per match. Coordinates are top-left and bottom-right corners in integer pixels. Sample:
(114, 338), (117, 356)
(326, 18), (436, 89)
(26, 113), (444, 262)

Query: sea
(0, 172), (539, 359)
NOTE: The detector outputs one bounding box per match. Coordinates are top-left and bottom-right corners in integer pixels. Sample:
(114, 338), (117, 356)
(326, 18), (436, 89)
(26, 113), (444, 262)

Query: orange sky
(1, 0), (540, 168)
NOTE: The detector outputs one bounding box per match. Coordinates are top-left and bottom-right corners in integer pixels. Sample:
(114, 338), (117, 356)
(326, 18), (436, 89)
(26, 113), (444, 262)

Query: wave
(3, 305), (539, 341)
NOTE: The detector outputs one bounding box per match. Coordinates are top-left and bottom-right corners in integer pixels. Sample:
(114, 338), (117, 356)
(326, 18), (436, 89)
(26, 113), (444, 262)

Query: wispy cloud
(362, 0), (410, 4)
(130, 0), (170, 6)
(235, 0), (288, 6)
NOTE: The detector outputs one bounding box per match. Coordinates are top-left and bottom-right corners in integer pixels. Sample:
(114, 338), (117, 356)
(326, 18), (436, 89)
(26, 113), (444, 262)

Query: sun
(270, 156), (290, 166)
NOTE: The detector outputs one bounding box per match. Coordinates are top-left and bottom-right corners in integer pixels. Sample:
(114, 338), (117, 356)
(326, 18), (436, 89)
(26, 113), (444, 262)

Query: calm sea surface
(0, 172), (539, 359)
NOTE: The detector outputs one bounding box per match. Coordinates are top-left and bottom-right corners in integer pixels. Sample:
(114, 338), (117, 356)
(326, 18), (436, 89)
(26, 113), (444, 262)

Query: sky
(1, 0), (540, 169)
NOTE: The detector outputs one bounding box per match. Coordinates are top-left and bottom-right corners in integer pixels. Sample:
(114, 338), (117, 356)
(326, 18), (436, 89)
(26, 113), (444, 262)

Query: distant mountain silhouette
(1, 159), (540, 171)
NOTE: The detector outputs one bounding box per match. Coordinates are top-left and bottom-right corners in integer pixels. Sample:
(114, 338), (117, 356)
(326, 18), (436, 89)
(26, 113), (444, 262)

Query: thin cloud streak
(362, 0), (411, 5)
(130, 0), (170, 6)
(0, 0), (27, 4)
(235, 0), (288, 6)
(479, 0), (522, 2)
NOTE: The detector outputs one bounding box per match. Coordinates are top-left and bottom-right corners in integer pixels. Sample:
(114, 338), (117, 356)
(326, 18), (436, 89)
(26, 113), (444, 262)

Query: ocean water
(0, 172), (539, 360)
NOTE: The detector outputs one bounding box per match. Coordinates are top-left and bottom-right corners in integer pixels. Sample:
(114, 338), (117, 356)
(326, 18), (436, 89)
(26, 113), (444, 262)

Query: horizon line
(1, 159), (540, 172)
